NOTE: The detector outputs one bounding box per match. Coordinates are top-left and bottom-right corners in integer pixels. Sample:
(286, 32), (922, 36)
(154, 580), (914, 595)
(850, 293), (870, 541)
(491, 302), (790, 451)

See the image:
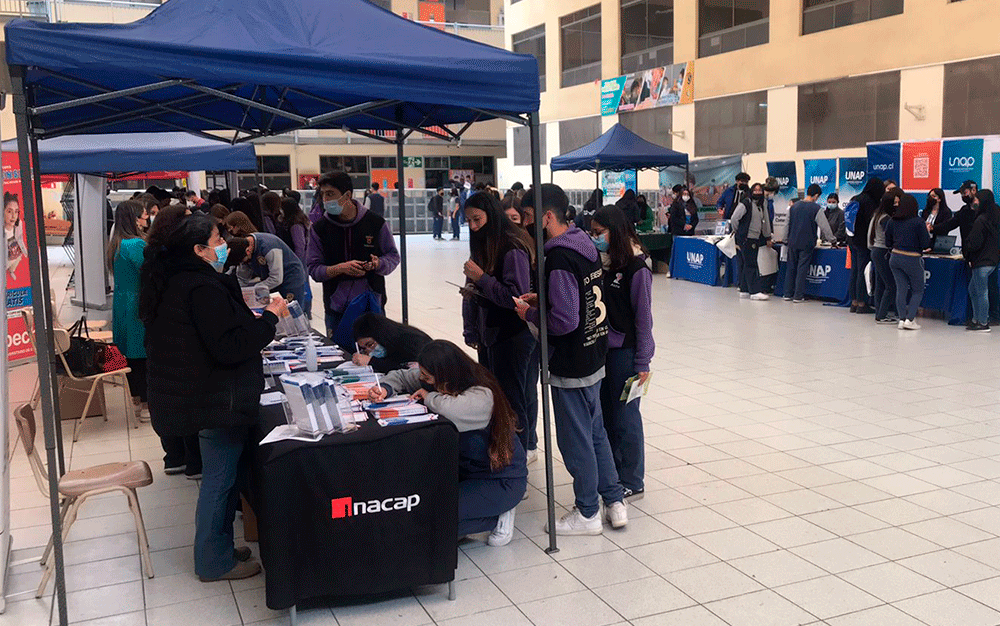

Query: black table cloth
(253, 385), (459, 610)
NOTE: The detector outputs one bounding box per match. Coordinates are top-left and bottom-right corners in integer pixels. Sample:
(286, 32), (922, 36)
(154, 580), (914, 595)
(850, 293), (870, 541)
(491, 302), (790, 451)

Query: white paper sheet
(626, 375), (651, 405)
(260, 391), (286, 406)
(258, 424), (326, 445)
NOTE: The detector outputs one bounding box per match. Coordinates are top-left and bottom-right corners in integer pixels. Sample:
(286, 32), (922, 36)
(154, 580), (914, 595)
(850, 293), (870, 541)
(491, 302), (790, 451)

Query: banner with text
(941, 138), (984, 191)
(4, 152), (34, 362)
(868, 136), (1000, 195)
(601, 61), (694, 116)
(766, 161), (798, 243)
(837, 158), (867, 209)
(658, 155), (742, 223)
(901, 141), (941, 191)
(602, 170), (637, 201)
(804, 159), (838, 199)
(866, 142), (901, 184)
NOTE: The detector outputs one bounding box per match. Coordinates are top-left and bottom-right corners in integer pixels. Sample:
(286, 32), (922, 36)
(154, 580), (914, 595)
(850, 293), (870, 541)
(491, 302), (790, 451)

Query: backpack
(844, 199), (861, 237)
(333, 291), (384, 352)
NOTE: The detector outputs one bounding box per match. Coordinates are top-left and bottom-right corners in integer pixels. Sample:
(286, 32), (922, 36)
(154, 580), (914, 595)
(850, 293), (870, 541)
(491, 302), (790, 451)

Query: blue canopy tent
(5, 1), (558, 622)
(550, 122), (689, 190)
(0, 132), (257, 175)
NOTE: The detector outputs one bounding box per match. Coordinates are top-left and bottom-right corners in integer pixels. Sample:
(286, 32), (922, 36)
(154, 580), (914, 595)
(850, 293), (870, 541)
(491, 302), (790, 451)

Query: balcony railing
(0, 0), (161, 19)
(415, 20), (503, 47)
(698, 18), (769, 58)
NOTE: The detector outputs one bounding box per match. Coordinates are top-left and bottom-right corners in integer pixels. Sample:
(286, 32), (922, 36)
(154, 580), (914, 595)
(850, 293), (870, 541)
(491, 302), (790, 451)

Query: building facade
(0, 0), (509, 191)
(501, 0), (1000, 194)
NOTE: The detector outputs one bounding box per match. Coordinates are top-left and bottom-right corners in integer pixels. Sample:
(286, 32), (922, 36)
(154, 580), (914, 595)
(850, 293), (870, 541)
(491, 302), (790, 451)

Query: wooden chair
(14, 404), (154, 597)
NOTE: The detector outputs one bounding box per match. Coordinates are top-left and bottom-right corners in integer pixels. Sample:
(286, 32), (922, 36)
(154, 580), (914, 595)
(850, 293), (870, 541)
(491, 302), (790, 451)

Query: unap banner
(868, 136), (1000, 194)
(4, 152), (35, 362)
(804, 159), (837, 199)
(866, 142), (900, 184)
(837, 158), (867, 209)
(766, 161), (798, 243)
(601, 61), (694, 116)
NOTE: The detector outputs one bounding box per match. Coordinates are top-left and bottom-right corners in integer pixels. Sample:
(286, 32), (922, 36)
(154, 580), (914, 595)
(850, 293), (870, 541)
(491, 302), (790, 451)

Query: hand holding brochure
(620, 374), (651, 404)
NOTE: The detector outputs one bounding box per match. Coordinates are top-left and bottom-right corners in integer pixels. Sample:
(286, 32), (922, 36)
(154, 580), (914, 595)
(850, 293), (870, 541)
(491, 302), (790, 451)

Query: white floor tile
(488, 561), (585, 604)
(664, 561), (764, 604)
(518, 589), (622, 626)
(898, 549), (1000, 587)
(838, 561), (945, 603)
(774, 575), (880, 620)
(895, 589), (1000, 626)
(333, 595), (431, 626)
(704, 589), (817, 626)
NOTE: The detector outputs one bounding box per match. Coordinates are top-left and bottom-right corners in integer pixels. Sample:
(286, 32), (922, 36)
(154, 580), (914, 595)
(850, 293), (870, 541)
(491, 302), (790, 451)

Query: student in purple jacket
(305, 172), (400, 336)
(590, 206), (654, 502)
(461, 191), (538, 462)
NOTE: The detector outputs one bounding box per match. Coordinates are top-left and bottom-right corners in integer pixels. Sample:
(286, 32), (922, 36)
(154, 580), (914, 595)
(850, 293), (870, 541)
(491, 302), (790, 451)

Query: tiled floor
(7, 236), (1000, 626)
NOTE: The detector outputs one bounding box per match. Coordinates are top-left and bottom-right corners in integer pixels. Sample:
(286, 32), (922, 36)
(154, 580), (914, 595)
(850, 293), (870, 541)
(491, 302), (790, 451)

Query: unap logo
(775, 177), (790, 185)
(949, 156), (975, 168)
(810, 175), (829, 185)
(686, 252), (704, 270)
(872, 163), (893, 171)
(808, 265), (832, 280)
(331, 494), (421, 519)
(845, 171), (865, 181)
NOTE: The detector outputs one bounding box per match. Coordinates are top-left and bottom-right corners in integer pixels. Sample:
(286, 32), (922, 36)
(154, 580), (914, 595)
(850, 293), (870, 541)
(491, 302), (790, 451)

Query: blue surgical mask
(324, 199), (344, 216)
(369, 344), (387, 359)
(827, 202), (839, 210)
(591, 233), (609, 253)
(210, 243), (228, 272)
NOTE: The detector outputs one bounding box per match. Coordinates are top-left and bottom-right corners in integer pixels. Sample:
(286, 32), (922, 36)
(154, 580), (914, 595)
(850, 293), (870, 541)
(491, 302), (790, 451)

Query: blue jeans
(459, 476), (527, 536)
(784, 247), (813, 300)
(889, 253), (925, 321)
(600, 347), (644, 493)
(486, 331), (536, 454)
(970, 266), (997, 325)
(195, 426), (248, 579)
(451, 212), (461, 239)
(871, 247), (896, 320)
(551, 383), (623, 518)
(432, 215), (443, 239)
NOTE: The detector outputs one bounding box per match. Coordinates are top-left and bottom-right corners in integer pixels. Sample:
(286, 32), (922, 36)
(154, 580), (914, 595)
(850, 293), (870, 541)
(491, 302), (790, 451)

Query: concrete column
(899, 65), (944, 141)
(71, 174), (109, 311)
(673, 0), (698, 64)
(601, 0), (620, 79)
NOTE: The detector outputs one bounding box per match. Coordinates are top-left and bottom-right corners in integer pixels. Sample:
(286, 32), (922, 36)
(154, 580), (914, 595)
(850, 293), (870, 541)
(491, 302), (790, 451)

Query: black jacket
(668, 198), (698, 236)
(934, 203), (977, 243)
(964, 212), (1000, 268)
(849, 178), (884, 248)
(146, 258), (277, 437)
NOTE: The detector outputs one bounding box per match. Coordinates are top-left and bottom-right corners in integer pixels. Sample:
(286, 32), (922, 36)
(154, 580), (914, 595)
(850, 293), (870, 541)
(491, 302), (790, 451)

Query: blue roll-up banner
(804, 159), (838, 199)
(837, 157), (867, 209)
(866, 142), (901, 184)
(941, 138), (984, 192)
(766, 161), (798, 242)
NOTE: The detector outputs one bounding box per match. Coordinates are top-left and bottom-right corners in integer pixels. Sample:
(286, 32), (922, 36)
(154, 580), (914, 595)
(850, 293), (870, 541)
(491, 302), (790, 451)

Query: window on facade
(802, 0), (904, 35)
(445, 0), (490, 25)
(621, 0), (674, 74)
(448, 156), (495, 174)
(424, 156), (450, 169)
(319, 156), (370, 190)
(251, 156), (291, 190)
(695, 91), (767, 156)
(797, 72), (899, 151)
(513, 125), (547, 166)
(367, 0), (392, 10)
(512, 25), (547, 93)
(558, 116), (602, 154)
(560, 5), (601, 88)
(698, 0), (768, 58)
(944, 56), (1000, 137)
(369, 156), (397, 169)
(619, 108), (674, 149)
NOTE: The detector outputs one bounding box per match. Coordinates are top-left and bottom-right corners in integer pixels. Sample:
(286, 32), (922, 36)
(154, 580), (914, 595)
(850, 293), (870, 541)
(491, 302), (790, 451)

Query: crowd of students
(103, 173), (655, 584)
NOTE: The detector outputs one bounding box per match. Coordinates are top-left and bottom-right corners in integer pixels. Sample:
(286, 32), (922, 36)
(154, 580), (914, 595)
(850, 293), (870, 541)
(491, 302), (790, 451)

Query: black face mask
(738, 183), (750, 193)
(751, 193), (764, 202)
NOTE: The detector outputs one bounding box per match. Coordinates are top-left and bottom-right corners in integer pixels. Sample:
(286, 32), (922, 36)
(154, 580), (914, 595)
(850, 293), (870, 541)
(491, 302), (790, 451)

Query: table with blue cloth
(773, 246), (851, 302)
(669, 236), (727, 286)
(921, 256), (1000, 325)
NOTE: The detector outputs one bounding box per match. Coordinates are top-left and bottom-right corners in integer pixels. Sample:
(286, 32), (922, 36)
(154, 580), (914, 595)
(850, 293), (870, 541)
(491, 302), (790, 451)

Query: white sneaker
(898, 320), (906, 330)
(903, 319), (922, 330)
(547, 508), (603, 536)
(487, 508), (516, 547)
(605, 501), (628, 529)
(525, 449), (539, 465)
(739, 292), (750, 299)
(750, 293), (770, 301)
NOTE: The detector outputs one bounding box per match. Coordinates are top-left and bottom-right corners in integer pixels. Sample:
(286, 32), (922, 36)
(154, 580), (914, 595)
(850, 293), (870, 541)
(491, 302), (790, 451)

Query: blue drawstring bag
(333, 291), (384, 351)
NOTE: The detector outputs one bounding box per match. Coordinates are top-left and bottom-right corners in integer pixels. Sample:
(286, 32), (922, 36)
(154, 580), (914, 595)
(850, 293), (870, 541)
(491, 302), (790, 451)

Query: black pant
(849, 243), (872, 304)
(161, 434), (202, 475)
(485, 331), (536, 454)
(125, 357), (148, 403)
(739, 238), (762, 295)
(785, 247), (813, 300)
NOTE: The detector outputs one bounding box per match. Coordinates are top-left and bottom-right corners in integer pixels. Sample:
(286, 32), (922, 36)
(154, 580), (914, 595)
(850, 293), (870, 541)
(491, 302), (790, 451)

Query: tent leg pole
(12, 64), (69, 626)
(36, 138), (65, 477)
(395, 138), (408, 324)
(529, 112), (557, 555)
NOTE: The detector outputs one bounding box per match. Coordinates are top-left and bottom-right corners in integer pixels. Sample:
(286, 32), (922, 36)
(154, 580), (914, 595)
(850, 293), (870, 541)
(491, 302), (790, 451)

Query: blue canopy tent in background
(0, 131), (257, 174)
(5, 0), (556, 622)
(550, 122), (690, 190)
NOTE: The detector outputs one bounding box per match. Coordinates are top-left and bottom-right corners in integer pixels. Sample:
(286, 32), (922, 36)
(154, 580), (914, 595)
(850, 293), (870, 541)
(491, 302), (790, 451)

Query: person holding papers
(141, 213), (287, 583)
(783, 184), (836, 303)
(369, 340), (527, 547)
(351, 313), (432, 373)
(589, 207), (654, 502)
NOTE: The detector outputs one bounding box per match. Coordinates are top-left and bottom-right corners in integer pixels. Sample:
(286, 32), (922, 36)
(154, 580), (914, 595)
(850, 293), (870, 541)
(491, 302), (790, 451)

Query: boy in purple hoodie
(305, 172), (400, 336)
(516, 184), (627, 536)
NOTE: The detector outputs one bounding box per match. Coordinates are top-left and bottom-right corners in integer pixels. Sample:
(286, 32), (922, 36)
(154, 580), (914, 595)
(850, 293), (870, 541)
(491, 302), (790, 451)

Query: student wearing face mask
(920, 188), (951, 248)
(141, 213), (287, 582)
(869, 189), (903, 325)
(730, 183), (774, 300)
(461, 192), (538, 461)
(963, 190), (1000, 332)
(369, 341), (527, 547)
(590, 207), (653, 502)
(228, 231), (308, 310)
(306, 171), (401, 336)
(350, 313), (432, 373)
(824, 194), (847, 245)
(717, 172), (751, 219)
(668, 187), (699, 236)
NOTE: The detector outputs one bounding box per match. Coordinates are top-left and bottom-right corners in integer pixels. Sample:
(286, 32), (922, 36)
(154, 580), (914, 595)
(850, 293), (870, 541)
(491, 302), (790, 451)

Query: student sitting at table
(351, 312), (433, 373)
(369, 340), (527, 547)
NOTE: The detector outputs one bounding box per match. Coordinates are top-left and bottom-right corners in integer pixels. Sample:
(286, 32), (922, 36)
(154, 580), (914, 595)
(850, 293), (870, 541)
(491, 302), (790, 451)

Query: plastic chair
(14, 404), (155, 597)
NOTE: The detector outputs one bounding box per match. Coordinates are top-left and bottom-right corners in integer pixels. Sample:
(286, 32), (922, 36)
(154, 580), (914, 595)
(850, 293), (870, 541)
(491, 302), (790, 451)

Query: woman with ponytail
(369, 340), (527, 547)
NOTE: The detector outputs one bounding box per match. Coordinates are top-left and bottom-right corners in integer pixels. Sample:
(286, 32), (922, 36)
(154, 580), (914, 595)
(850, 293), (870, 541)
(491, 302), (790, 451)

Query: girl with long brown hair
(371, 340), (527, 546)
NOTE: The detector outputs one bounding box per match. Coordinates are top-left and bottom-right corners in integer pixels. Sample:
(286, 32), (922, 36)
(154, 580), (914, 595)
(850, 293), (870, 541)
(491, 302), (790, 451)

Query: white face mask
(682, 195), (690, 202)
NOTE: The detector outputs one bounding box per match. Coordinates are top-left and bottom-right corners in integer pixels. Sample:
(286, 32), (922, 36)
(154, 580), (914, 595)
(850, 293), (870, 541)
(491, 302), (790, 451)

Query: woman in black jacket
(964, 190), (1000, 332)
(141, 213), (287, 582)
(668, 188), (699, 236)
(921, 188), (952, 248)
(849, 177), (885, 313)
(351, 313), (433, 373)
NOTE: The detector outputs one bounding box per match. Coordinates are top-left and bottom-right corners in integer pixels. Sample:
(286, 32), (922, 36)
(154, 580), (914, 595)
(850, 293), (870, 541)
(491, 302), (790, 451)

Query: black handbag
(59, 317), (106, 377)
